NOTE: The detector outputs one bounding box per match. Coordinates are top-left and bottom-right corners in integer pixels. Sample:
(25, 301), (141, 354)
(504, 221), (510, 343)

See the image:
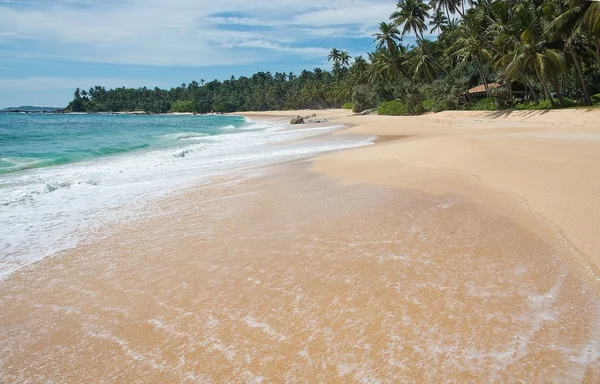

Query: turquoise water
(0, 113), (246, 175)
(0, 113), (369, 278)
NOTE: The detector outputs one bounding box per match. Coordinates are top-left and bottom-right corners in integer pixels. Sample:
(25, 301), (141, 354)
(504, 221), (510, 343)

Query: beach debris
(290, 116), (305, 124)
(357, 108), (375, 115)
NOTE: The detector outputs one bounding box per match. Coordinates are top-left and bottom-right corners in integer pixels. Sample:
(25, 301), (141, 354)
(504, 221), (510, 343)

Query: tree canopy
(66, 0), (600, 114)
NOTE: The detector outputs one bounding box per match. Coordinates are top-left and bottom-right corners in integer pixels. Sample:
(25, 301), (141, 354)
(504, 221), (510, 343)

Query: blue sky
(0, 0), (422, 108)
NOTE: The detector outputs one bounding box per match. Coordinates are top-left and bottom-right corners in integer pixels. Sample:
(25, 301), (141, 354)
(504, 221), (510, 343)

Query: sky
(0, 0), (423, 108)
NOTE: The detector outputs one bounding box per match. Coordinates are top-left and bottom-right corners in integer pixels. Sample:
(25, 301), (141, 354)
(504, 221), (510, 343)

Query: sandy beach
(2, 109), (600, 382)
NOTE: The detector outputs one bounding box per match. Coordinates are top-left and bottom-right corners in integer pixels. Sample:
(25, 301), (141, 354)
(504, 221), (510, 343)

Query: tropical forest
(66, 0), (600, 115)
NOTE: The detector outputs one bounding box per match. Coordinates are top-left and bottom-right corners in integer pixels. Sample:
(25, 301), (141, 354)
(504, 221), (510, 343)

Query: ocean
(0, 113), (371, 278)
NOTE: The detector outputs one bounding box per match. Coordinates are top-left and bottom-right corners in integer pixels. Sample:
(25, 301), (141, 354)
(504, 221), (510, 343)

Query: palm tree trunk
(515, 70), (538, 103)
(596, 38), (600, 68)
(417, 31), (446, 75)
(571, 50), (591, 105)
(551, 81), (565, 107)
(534, 69), (555, 107)
(522, 76), (539, 103)
(476, 60), (492, 99)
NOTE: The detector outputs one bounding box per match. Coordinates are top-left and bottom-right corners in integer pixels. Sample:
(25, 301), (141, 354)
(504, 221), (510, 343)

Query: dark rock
(290, 115), (305, 124)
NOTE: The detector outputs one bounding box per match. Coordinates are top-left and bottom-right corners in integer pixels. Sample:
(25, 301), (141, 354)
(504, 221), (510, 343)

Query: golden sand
(2, 109), (600, 382)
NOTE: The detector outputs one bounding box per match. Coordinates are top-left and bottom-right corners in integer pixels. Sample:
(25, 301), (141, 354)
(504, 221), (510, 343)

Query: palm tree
(451, 13), (493, 97)
(329, 48), (351, 77)
(331, 62), (342, 78)
(353, 55), (369, 70)
(345, 56), (371, 87)
(501, 3), (566, 106)
(409, 42), (438, 82)
(547, 0), (593, 105)
(489, 0), (541, 103)
(328, 48), (341, 65)
(391, 0), (448, 74)
(390, 0), (430, 43)
(433, 0), (462, 18)
(581, 0), (600, 63)
(367, 46), (408, 84)
(339, 50), (351, 68)
(429, 7), (449, 34)
(373, 22), (403, 54)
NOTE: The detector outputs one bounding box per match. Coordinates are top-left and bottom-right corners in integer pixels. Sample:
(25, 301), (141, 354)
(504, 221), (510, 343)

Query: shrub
(514, 99), (553, 110)
(422, 98), (452, 112)
(85, 102), (106, 113)
(561, 97), (579, 108)
(514, 101), (536, 110)
(422, 99), (435, 112)
(401, 86), (425, 115)
(170, 99), (198, 113)
(592, 93), (600, 104)
(342, 102), (354, 110)
(491, 87), (512, 110)
(352, 85), (376, 113)
(537, 99), (554, 109)
(467, 98), (495, 111)
(212, 99), (237, 113)
(70, 98), (83, 112)
(377, 100), (409, 116)
(419, 76), (469, 112)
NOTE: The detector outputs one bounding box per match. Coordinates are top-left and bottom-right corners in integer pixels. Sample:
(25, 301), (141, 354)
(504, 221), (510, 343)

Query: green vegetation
(342, 102), (354, 110)
(66, 0), (600, 114)
(378, 101), (408, 116)
(467, 98), (495, 111)
(515, 100), (555, 110)
(170, 100), (198, 113)
(352, 85), (376, 113)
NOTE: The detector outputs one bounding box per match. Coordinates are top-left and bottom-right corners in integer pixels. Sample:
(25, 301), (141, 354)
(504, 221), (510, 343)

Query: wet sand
(2, 110), (600, 382)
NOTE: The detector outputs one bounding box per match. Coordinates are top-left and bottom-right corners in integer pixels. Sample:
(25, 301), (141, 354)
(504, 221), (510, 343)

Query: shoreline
(0, 113), (368, 279)
(243, 109), (600, 275)
(2, 108), (600, 381)
(241, 108), (600, 288)
(242, 108), (600, 285)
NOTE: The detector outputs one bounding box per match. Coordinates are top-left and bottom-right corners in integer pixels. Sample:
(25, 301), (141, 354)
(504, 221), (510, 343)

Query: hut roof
(468, 82), (502, 94)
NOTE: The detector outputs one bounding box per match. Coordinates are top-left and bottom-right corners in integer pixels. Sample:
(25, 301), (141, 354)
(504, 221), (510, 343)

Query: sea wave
(1, 174), (105, 206)
(0, 144), (151, 176)
(0, 114), (368, 278)
(161, 132), (209, 141)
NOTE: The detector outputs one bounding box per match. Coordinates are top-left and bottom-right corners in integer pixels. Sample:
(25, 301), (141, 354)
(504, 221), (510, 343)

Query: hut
(466, 82), (502, 99)
(465, 80), (533, 102)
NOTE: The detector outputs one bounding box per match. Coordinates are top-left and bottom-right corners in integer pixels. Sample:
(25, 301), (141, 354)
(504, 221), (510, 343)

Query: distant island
(58, 0), (600, 116)
(1, 106), (63, 113)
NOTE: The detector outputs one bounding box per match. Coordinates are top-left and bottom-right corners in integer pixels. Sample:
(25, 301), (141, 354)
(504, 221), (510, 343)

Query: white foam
(0, 118), (372, 278)
(160, 132), (209, 141)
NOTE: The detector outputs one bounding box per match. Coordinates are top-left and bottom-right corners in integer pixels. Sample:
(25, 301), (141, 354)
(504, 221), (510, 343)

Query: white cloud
(0, 77), (167, 91)
(0, 0), (397, 67)
(290, 3), (393, 27)
(232, 40), (330, 57)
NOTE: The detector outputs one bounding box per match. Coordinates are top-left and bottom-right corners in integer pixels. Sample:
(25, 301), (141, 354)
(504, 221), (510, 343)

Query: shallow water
(0, 114), (371, 277)
(1, 162), (599, 382)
